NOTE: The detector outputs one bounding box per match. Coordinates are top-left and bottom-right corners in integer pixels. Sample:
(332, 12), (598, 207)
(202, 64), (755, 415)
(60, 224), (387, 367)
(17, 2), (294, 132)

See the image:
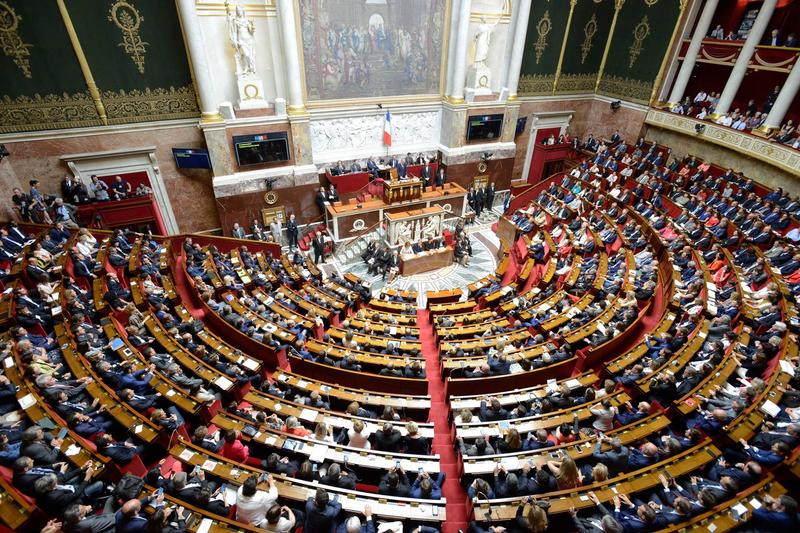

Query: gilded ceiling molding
(598, 75), (652, 103)
(557, 72), (597, 93)
(581, 14), (598, 64)
(0, 91), (103, 133)
(534, 10), (553, 64)
(0, 1), (33, 78)
(519, 74), (557, 96)
(101, 85), (200, 123)
(628, 15), (651, 68)
(643, 0), (658, 6)
(108, 0), (148, 74)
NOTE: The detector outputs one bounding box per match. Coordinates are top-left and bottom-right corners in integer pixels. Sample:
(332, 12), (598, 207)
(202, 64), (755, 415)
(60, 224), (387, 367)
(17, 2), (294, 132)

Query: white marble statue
(473, 17), (498, 68)
(226, 2), (256, 75)
(394, 220), (412, 245)
(422, 216), (440, 239)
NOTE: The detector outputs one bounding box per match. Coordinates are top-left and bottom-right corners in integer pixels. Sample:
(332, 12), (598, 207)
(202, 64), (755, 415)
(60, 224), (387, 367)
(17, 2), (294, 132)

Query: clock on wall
(264, 191), (279, 205)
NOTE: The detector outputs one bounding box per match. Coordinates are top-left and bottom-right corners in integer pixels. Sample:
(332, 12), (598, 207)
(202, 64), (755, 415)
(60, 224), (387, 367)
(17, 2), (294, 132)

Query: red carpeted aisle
(417, 309), (469, 533)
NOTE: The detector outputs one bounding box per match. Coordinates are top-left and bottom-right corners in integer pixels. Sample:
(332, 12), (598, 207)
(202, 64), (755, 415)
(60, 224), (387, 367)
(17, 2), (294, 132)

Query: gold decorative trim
(644, 0), (658, 5)
(595, 0), (624, 91)
(598, 75), (652, 103)
(553, 0), (578, 93)
(534, 10), (553, 64)
(0, 91), (103, 133)
(581, 14), (598, 64)
(108, 0), (148, 74)
(629, 15), (651, 68)
(557, 72), (597, 93)
(101, 85), (199, 124)
(56, 0), (107, 125)
(0, 1), (33, 78)
(519, 74), (557, 96)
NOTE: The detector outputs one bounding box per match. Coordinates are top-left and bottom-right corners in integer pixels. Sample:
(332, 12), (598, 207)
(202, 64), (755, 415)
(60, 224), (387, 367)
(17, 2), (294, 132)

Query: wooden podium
(383, 178), (422, 204)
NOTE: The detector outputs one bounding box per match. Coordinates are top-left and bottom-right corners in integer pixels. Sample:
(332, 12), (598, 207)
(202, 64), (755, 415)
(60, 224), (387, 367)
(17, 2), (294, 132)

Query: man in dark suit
(396, 159), (408, 179)
(421, 161), (432, 191)
(327, 185), (339, 203)
(484, 182), (495, 211)
(312, 232), (326, 264)
(366, 156), (379, 177)
(350, 161), (362, 173)
(331, 161), (347, 175)
(116, 494), (161, 533)
(304, 488), (341, 533)
(63, 503), (116, 533)
(315, 187), (328, 215)
(34, 466), (103, 516)
(435, 167), (446, 189)
(387, 155), (399, 168)
(287, 214), (299, 250)
(474, 187), (484, 216)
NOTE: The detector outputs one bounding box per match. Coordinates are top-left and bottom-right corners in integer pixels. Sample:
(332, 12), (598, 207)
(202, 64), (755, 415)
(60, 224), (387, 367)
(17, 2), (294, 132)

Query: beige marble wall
(643, 125), (800, 195)
(0, 124), (220, 232)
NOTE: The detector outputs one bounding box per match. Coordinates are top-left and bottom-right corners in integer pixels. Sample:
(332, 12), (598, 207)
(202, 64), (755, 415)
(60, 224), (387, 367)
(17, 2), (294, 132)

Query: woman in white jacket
(347, 419), (371, 449)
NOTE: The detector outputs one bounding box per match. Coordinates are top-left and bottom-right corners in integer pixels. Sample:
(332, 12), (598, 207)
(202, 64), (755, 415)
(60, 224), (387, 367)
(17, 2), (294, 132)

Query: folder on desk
(109, 338), (125, 350)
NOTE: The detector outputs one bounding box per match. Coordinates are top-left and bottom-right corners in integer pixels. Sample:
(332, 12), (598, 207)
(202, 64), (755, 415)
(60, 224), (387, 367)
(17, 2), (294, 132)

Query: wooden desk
(400, 247), (454, 276)
(383, 178), (422, 204)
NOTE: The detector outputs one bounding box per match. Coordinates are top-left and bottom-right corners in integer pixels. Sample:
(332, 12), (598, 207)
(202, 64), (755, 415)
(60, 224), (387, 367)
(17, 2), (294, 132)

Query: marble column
(668, 0), (720, 105)
(277, 0), (305, 113)
(498, 0), (519, 95)
(713, 0), (778, 117)
(444, 0), (462, 97)
(762, 58), (800, 129)
(449, 0), (473, 102)
(176, 0), (222, 123)
(505, 0), (533, 99)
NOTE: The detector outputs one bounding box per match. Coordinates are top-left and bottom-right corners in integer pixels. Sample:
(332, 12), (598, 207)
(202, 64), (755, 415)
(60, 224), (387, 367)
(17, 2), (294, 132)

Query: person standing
(485, 182), (496, 211)
(315, 187), (328, 215)
(232, 223), (246, 239)
(421, 160), (432, 192)
(435, 166), (446, 190)
(270, 217), (282, 244)
(312, 232), (326, 264)
(287, 214), (299, 250)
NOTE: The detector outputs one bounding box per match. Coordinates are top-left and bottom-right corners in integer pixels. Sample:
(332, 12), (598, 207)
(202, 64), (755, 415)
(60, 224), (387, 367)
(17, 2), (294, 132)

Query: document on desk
(760, 399), (781, 418)
(299, 408), (318, 422)
(309, 443), (329, 463)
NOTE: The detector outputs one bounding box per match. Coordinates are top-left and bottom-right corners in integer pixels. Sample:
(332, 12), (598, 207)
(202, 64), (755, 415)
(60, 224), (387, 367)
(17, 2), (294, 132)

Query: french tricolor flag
(383, 111), (392, 146)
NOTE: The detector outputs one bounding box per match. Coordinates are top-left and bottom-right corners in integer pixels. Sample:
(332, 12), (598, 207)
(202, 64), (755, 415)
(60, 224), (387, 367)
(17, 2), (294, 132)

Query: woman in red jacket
(221, 429), (250, 462)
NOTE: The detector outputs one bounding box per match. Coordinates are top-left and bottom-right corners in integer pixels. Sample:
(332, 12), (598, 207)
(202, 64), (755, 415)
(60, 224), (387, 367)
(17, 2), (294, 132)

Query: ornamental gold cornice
(557, 73), (597, 93)
(101, 85), (199, 123)
(0, 1), (33, 78)
(0, 91), (103, 133)
(519, 74), (557, 96)
(598, 75), (652, 103)
(645, 109), (800, 176)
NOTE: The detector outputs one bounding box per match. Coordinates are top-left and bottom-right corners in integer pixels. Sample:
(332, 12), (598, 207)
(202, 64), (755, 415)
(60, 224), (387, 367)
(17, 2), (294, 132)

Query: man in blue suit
(752, 495), (799, 529)
(304, 488), (341, 533)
